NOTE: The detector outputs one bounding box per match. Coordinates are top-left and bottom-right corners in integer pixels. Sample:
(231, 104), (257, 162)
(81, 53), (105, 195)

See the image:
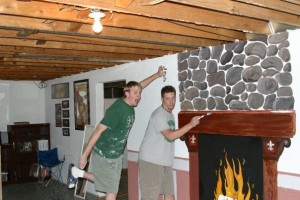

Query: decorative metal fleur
(267, 140), (275, 151)
(190, 134), (196, 144)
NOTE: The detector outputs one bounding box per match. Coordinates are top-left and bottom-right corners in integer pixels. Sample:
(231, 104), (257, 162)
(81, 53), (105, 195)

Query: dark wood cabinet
(6, 123), (50, 183)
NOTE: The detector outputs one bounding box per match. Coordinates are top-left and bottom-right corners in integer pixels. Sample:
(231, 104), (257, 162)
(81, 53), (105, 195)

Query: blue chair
(37, 148), (65, 187)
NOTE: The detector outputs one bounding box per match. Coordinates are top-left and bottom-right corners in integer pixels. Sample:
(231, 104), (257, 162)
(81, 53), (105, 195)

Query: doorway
(103, 80), (127, 168)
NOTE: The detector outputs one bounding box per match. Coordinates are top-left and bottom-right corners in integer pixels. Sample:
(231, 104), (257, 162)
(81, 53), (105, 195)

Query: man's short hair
(161, 85), (176, 97)
(123, 81), (142, 96)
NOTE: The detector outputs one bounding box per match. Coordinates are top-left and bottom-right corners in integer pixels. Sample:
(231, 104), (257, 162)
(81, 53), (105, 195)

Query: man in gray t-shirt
(138, 85), (201, 200)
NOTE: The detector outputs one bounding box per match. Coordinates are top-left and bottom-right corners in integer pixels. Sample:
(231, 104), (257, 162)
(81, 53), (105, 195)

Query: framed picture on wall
(62, 110), (69, 118)
(62, 128), (70, 136)
(63, 119), (69, 127)
(74, 79), (90, 130)
(51, 83), (69, 99)
(62, 100), (69, 108)
(55, 104), (62, 127)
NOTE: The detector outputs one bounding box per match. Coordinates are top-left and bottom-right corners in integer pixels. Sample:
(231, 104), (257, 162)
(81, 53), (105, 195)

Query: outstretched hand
(157, 65), (166, 77)
(190, 116), (201, 128)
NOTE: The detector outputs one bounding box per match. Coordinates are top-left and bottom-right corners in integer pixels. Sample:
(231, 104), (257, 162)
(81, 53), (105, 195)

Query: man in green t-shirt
(68, 66), (166, 200)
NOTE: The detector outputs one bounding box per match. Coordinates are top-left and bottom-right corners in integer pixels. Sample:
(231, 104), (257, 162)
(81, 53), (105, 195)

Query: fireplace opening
(199, 134), (263, 200)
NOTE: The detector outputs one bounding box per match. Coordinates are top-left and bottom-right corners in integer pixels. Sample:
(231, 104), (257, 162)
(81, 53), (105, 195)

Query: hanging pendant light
(89, 9), (105, 33)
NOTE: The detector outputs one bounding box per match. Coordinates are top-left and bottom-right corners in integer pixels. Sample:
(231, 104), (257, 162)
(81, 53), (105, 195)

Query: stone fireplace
(178, 110), (295, 200)
(175, 30), (296, 199)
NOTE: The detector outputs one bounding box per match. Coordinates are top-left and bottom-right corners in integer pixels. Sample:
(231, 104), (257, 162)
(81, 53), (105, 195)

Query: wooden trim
(179, 110), (296, 138)
(189, 152), (199, 200)
(263, 159), (278, 200)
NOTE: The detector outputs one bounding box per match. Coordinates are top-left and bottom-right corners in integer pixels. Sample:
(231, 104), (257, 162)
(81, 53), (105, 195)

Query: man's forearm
(162, 123), (194, 141)
(140, 72), (160, 89)
(82, 134), (98, 158)
(139, 66), (165, 89)
(82, 124), (106, 158)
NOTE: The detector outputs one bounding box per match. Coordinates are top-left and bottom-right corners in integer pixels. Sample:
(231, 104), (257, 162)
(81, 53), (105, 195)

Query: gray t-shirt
(138, 106), (175, 166)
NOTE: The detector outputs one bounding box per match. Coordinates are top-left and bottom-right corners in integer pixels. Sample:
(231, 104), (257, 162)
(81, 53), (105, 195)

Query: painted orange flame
(214, 152), (255, 200)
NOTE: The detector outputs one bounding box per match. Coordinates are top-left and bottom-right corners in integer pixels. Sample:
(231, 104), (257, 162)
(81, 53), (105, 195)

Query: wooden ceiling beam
(0, 53), (13, 57)
(166, 0), (300, 27)
(14, 46), (152, 61)
(1, 57), (123, 66)
(0, 61), (118, 69)
(0, 29), (187, 53)
(0, 74), (58, 81)
(103, 13), (245, 41)
(282, 0), (300, 6)
(37, 0), (271, 34)
(0, 14), (224, 50)
(234, 0), (300, 15)
(0, 58), (120, 67)
(0, 69), (76, 80)
(0, 66), (85, 73)
(0, 37), (169, 57)
(0, 0), (246, 41)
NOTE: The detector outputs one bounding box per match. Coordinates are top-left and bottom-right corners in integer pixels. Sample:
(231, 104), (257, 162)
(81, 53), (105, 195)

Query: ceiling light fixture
(89, 8), (105, 33)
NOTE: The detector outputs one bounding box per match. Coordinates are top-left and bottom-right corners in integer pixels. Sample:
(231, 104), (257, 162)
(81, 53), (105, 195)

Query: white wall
(44, 54), (186, 195)
(0, 81), (46, 133)
(278, 30), (300, 175)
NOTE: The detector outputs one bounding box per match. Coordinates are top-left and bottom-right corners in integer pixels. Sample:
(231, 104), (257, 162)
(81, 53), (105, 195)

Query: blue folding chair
(37, 147), (65, 187)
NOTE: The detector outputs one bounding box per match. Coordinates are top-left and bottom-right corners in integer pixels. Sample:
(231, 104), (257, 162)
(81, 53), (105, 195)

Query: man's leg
(82, 170), (94, 182)
(105, 192), (117, 200)
(139, 160), (164, 200)
(164, 194), (175, 200)
(93, 155), (123, 199)
(161, 166), (175, 200)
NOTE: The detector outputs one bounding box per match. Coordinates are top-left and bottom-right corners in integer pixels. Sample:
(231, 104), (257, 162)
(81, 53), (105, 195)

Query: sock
(71, 166), (84, 178)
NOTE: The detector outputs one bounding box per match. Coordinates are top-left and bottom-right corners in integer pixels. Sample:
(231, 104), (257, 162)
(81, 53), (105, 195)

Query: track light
(89, 9), (105, 33)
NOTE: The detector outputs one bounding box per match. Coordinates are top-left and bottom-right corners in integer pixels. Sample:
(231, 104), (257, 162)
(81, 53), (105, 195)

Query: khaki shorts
(138, 160), (174, 200)
(92, 152), (123, 194)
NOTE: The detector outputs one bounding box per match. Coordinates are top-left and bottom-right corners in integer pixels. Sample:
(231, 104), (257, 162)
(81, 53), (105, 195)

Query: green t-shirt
(93, 98), (135, 159)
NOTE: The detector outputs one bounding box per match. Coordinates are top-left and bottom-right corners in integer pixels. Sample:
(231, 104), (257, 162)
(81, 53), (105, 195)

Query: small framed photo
(63, 119), (69, 127)
(62, 100), (69, 108)
(62, 128), (70, 136)
(63, 110), (69, 118)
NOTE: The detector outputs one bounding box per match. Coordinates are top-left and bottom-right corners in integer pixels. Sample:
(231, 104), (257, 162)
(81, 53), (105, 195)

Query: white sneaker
(67, 164), (76, 189)
(67, 166), (84, 189)
(71, 166), (84, 178)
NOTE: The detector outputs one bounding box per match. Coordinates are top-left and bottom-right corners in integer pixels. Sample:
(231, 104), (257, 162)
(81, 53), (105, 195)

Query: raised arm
(79, 123), (107, 169)
(139, 66), (166, 89)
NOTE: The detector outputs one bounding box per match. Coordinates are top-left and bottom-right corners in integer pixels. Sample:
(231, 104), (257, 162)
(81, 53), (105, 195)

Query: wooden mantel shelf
(179, 110), (296, 138)
(178, 110), (296, 200)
